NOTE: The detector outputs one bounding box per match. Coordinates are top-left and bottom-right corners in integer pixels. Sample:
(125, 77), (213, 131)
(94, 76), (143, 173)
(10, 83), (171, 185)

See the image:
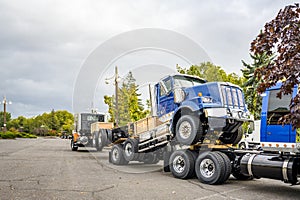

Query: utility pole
(105, 66), (120, 127)
(114, 66), (119, 127)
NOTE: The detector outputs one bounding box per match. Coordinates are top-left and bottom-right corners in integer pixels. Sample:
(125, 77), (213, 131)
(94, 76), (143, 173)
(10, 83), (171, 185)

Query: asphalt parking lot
(1, 138), (300, 200)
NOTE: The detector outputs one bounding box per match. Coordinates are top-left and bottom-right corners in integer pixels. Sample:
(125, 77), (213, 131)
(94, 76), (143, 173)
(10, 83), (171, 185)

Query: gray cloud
(0, 0), (296, 118)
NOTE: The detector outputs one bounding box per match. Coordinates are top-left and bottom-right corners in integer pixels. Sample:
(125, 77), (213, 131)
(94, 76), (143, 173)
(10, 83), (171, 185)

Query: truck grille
(221, 85), (245, 109)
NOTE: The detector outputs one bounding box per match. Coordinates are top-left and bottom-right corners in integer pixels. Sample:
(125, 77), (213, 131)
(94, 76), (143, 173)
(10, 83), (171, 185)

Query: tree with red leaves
(251, 3), (300, 128)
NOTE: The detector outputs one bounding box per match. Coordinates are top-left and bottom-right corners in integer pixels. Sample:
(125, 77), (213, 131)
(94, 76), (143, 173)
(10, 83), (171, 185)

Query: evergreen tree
(104, 71), (149, 127)
(241, 53), (273, 120)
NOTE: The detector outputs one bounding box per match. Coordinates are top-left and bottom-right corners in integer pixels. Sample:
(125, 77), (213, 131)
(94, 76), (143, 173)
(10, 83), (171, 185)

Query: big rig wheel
(123, 138), (138, 162)
(195, 151), (230, 185)
(92, 132), (100, 151)
(175, 115), (203, 145)
(97, 129), (107, 151)
(143, 152), (160, 164)
(214, 152), (232, 183)
(219, 126), (243, 145)
(169, 149), (195, 179)
(110, 144), (128, 165)
(71, 140), (78, 151)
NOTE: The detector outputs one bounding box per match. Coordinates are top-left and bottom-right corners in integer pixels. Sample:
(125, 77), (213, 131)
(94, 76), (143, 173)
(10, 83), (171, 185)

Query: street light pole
(2, 96), (11, 133)
(3, 96), (7, 133)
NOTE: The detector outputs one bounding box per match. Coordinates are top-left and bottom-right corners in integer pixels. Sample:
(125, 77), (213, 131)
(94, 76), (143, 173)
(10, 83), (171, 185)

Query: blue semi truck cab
(155, 74), (250, 145)
(260, 82), (300, 152)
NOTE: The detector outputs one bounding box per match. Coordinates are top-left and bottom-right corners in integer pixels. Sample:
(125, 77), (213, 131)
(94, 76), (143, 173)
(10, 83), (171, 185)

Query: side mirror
(247, 122), (254, 134)
(174, 88), (186, 103)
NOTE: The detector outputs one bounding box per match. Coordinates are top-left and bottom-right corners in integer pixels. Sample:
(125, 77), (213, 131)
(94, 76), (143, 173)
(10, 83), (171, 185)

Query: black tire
(163, 151), (172, 172)
(187, 149), (198, 178)
(107, 129), (113, 143)
(220, 126), (243, 145)
(175, 115), (202, 145)
(71, 140), (78, 151)
(163, 145), (175, 172)
(97, 129), (106, 151)
(123, 138), (138, 162)
(110, 144), (128, 165)
(93, 132), (100, 151)
(169, 150), (195, 179)
(195, 151), (226, 185)
(143, 153), (160, 164)
(214, 152), (232, 183)
(101, 129), (108, 145)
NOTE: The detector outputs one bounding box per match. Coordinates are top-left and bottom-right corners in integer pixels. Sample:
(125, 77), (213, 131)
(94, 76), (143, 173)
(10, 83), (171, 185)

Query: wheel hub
(178, 121), (192, 139)
(173, 155), (186, 173)
(125, 143), (133, 157)
(112, 148), (119, 161)
(200, 158), (215, 178)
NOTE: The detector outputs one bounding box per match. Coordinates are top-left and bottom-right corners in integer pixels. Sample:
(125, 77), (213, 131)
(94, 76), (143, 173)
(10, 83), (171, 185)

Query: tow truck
(71, 112), (113, 151)
(96, 75), (300, 185)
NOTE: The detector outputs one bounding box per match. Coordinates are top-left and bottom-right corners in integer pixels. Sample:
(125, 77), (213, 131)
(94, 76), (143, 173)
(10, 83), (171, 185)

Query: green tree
(0, 111), (11, 129)
(6, 110), (74, 135)
(251, 3), (300, 127)
(55, 110), (74, 133)
(48, 109), (59, 131)
(104, 95), (114, 123)
(177, 62), (243, 86)
(241, 53), (273, 119)
(104, 71), (149, 126)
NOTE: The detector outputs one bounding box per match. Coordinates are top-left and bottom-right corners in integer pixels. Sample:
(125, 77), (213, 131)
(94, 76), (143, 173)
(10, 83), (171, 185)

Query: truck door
(262, 89), (295, 142)
(157, 77), (175, 117)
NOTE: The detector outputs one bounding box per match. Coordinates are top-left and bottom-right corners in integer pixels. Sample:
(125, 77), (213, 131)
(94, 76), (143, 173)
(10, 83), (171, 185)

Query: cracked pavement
(1, 138), (300, 200)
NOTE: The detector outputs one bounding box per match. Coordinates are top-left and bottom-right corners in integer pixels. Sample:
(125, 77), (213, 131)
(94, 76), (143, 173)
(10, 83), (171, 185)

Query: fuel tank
(240, 153), (299, 184)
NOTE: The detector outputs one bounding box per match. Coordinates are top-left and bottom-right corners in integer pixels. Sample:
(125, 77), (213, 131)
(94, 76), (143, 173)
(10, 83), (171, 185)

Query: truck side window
(159, 83), (167, 96)
(267, 89), (291, 124)
(164, 78), (172, 93)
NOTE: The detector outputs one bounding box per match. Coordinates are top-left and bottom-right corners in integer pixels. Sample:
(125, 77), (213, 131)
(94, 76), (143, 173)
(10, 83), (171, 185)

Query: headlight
(174, 88), (186, 103)
(205, 108), (227, 117)
(201, 96), (214, 103)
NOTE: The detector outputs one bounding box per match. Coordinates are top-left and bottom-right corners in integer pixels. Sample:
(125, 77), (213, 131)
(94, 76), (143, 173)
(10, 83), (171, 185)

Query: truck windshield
(173, 75), (206, 88)
(81, 114), (104, 122)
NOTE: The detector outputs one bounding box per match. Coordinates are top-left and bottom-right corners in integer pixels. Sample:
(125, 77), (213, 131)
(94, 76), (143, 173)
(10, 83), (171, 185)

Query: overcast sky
(0, 0), (296, 118)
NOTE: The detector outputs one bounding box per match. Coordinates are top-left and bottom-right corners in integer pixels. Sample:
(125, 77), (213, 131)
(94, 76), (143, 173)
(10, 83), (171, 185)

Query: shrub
(0, 131), (16, 139)
(0, 131), (37, 139)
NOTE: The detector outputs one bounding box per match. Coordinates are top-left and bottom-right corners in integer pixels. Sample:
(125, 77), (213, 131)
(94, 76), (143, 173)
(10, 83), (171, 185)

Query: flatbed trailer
(105, 123), (300, 185)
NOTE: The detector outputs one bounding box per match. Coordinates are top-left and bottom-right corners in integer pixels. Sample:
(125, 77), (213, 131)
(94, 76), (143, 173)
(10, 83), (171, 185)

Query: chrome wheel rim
(173, 155), (185, 174)
(124, 143), (133, 157)
(179, 121), (192, 139)
(112, 148), (119, 161)
(200, 158), (215, 178)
